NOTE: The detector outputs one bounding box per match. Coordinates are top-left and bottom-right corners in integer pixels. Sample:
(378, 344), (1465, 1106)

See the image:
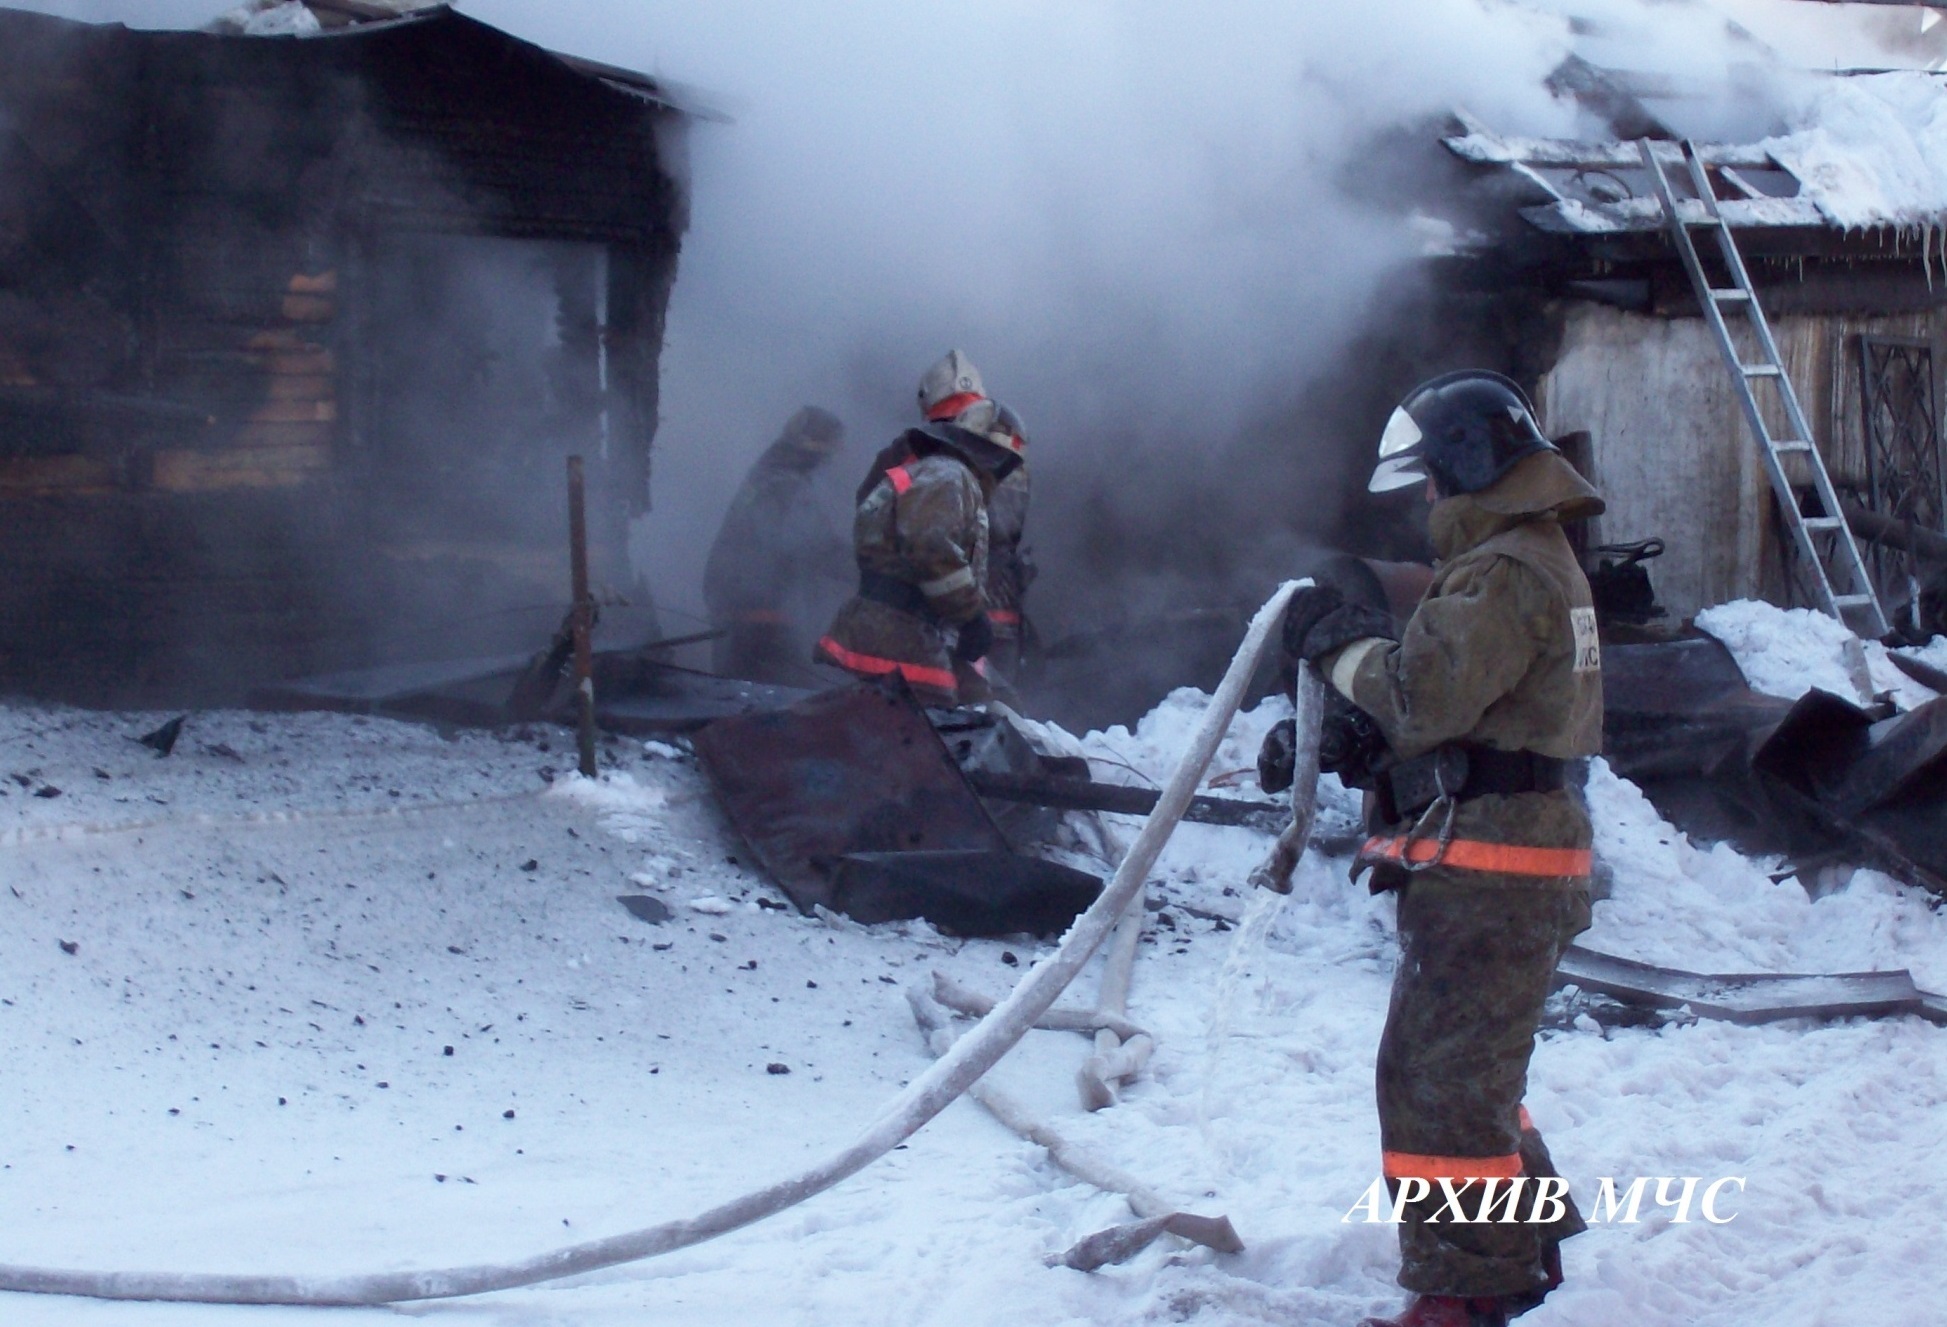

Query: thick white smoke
(512, 0), (1583, 630)
(445, 0), (1927, 633)
(12, 0), (1936, 640)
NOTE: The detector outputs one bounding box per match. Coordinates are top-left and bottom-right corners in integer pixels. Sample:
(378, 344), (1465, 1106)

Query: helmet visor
(1369, 405), (1427, 492)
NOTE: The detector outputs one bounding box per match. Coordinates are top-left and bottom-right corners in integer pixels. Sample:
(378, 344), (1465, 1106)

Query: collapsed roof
(1451, 71), (1947, 240)
(203, 0), (712, 118)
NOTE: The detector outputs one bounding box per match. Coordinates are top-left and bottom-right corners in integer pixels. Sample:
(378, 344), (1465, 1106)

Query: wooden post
(568, 455), (598, 778)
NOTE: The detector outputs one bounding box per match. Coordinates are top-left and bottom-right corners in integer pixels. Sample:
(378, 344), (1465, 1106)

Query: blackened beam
(964, 770), (1285, 829)
(1888, 652), (1947, 695)
(1843, 502), (1947, 564)
(638, 629), (726, 652)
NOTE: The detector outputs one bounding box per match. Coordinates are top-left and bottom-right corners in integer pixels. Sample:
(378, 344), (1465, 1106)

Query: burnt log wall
(0, 9), (685, 706)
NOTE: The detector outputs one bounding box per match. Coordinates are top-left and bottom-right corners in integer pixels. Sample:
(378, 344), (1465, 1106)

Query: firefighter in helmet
(979, 402), (1034, 683)
(815, 351), (1022, 705)
(1260, 371), (1604, 1327)
(702, 405), (849, 685)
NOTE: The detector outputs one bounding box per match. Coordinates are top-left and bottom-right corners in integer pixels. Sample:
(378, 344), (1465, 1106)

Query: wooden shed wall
(0, 9), (687, 705)
(1538, 302), (1938, 622)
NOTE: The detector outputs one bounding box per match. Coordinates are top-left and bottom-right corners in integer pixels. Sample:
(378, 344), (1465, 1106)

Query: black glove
(1318, 692), (1388, 789)
(1258, 718), (1296, 795)
(1284, 586), (1396, 665)
(1282, 585), (1344, 656)
(954, 613), (995, 663)
(1257, 696), (1391, 794)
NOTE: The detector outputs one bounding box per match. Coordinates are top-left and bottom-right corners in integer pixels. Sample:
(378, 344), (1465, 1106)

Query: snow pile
(1074, 685), (1289, 789)
(1695, 597), (1936, 707)
(1764, 71), (1947, 233)
(1582, 758), (1947, 988)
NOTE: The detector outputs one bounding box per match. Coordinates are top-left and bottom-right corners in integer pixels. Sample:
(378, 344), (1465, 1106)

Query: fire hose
(0, 582), (1312, 1308)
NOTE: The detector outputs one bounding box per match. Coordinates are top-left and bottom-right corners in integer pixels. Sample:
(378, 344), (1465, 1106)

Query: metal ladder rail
(1636, 138), (1890, 639)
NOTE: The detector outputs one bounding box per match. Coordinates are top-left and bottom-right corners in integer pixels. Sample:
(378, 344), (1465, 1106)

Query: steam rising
(448, 0), (1909, 640)
(13, 0), (1942, 669)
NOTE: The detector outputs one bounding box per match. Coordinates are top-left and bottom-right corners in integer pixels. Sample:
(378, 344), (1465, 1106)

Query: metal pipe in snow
(0, 583), (1304, 1307)
(568, 454), (598, 779)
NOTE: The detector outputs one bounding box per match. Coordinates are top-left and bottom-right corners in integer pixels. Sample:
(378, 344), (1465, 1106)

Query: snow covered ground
(4, 609), (1947, 1326)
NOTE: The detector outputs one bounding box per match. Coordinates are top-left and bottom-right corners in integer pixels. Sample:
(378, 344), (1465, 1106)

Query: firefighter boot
(1357, 1295), (1511, 1327)
(1496, 1239), (1565, 1319)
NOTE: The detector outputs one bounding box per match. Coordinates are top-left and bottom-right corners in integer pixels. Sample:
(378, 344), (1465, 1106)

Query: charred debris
(5, 21), (1947, 940)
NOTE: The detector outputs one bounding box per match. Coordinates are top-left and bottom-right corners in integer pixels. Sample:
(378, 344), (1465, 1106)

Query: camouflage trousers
(1379, 875), (1592, 1299)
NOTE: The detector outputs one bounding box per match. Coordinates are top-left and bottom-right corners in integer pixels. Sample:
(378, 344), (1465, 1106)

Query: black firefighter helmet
(1369, 370), (1553, 497)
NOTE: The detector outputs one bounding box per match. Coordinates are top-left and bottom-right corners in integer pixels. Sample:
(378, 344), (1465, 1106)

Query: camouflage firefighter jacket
(983, 462), (1033, 636)
(1328, 449), (1606, 864)
(816, 423), (1020, 703)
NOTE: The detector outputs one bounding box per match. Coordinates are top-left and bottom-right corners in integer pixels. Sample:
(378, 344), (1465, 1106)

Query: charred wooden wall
(0, 8), (687, 705)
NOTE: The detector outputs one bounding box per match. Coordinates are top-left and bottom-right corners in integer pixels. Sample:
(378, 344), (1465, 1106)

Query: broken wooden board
(1440, 122), (1821, 234)
(963, 769), (1286, 830)
(1556, 945), (1929, 1025)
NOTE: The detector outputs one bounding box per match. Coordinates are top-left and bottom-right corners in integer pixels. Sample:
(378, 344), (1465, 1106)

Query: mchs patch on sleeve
(1571, 606), (1601, 673)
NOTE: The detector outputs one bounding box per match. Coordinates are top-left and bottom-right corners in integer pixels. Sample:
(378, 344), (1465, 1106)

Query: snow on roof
(1762, 70), (1947, 231)
(1450, 67), (1947, 236)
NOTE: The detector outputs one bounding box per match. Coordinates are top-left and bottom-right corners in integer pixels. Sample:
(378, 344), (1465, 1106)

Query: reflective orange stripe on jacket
(1360, 835), (1592, 878)
(885, 465), (914, 495)
(988, 610), (1021, 626)
(816, 635), (955, 694)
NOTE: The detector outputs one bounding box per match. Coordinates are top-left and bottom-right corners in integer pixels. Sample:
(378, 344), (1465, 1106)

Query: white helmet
(918, 349), (986, 422)
(984, 402), (1027, 455)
